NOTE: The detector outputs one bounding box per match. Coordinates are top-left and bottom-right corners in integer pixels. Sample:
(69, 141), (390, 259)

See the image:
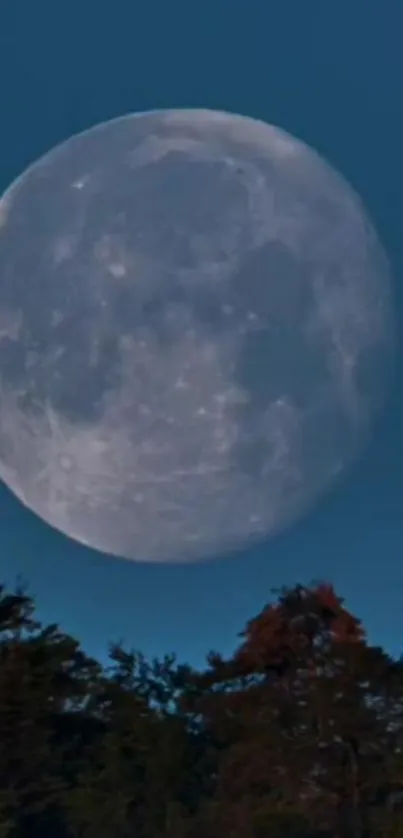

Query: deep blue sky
(0, 0), (402, 669)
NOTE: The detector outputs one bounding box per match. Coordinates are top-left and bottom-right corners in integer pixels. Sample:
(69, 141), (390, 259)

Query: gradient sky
(0, 0), (402, 670)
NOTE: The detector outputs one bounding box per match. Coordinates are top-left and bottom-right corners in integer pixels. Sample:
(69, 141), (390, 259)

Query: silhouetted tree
(178, 582), (403, 837)
(0, 578), (401, 837)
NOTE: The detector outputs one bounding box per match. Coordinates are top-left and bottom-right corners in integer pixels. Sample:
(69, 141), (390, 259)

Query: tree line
(0, 578), (402, 837)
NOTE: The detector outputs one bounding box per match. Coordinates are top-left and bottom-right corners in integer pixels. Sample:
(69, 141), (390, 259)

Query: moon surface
(0, 108), (395, 562)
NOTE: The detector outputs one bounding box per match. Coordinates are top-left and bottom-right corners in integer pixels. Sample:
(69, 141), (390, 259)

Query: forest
(0, 579), (402, 838)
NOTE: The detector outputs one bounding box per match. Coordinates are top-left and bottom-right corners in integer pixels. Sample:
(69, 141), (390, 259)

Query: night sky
(0, 0), (402, 669)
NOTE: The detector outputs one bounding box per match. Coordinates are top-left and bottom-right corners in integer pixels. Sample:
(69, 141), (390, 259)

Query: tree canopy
(0, 579), (401, 837)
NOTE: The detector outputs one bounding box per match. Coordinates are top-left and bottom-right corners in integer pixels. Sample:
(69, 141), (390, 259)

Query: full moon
(0, 109), (395, 562)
